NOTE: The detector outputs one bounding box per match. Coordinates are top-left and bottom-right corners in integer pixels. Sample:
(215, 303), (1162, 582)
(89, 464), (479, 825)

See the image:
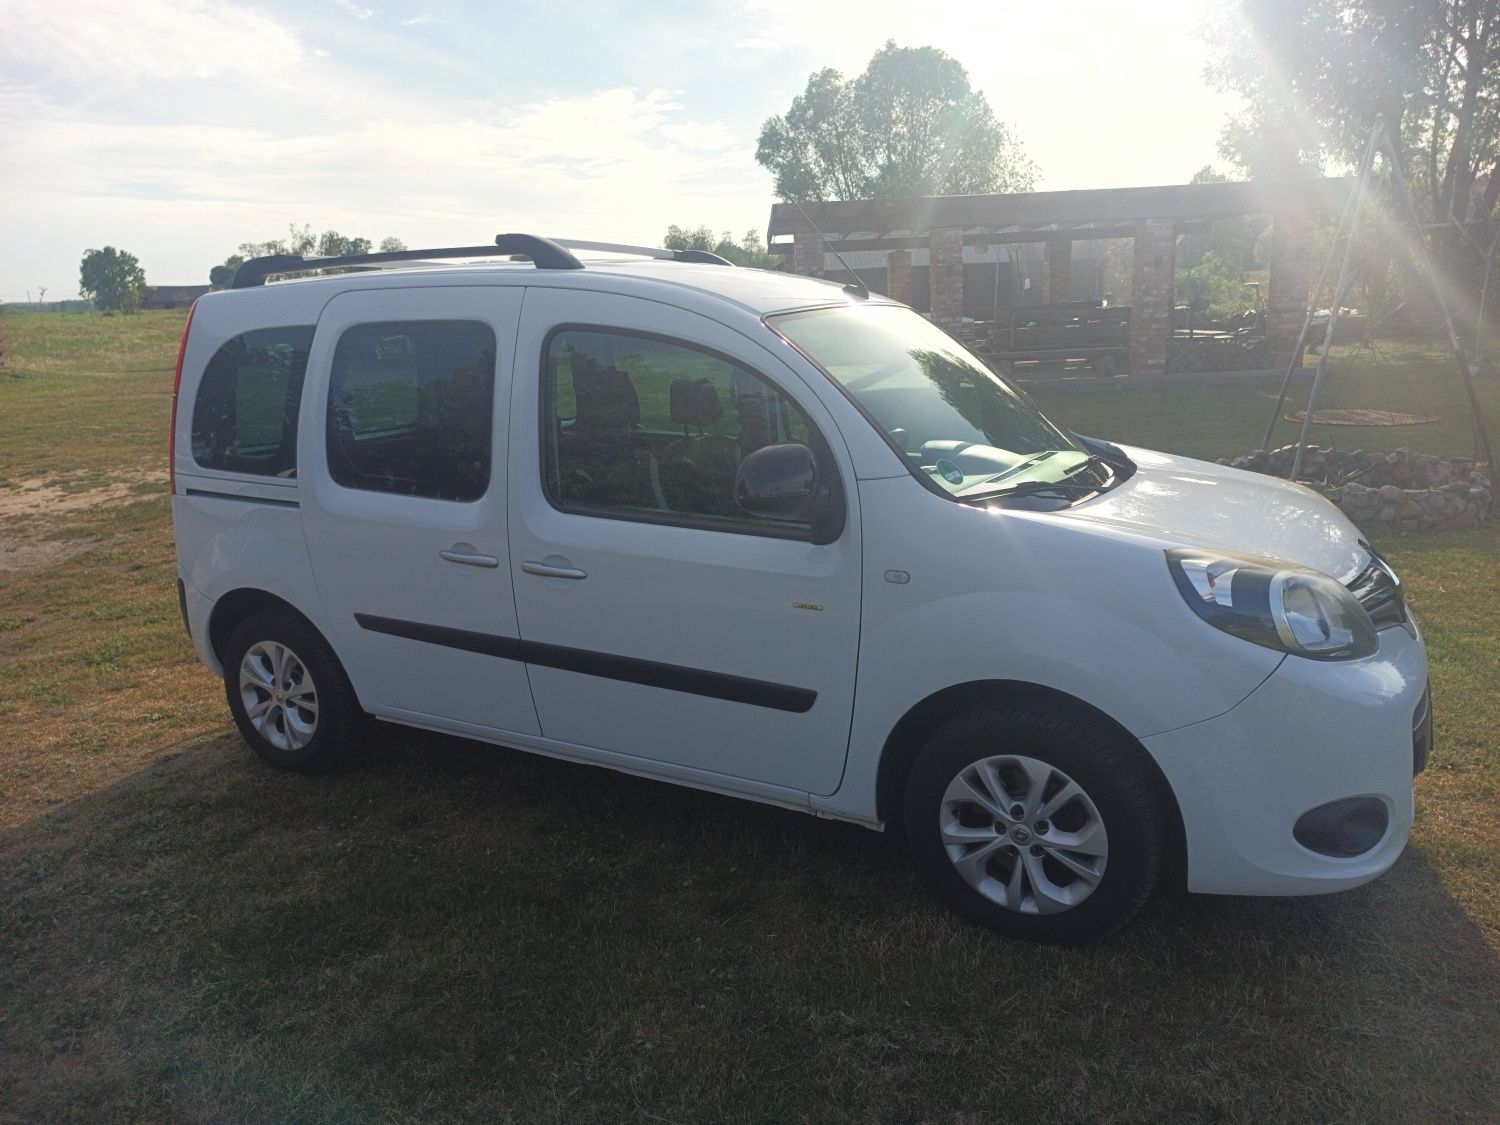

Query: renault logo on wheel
(1011, 825), (1032, 844)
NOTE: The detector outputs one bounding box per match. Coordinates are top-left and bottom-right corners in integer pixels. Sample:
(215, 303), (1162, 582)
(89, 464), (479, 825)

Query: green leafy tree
(1175, 251), (1249, 322)
(209, 254), (244, 288)
(379, 236), (407, 253)
(236, 224), (376, 260)
(216, 225), (400, 285)
(1205, 1), (1500, 221)
(315, 230), (373, 256)
(79, 246), (147, 312)
(662, 226), (781, 269)
(1181, 165), (1267, 274)
(756, 41), (1036, 201)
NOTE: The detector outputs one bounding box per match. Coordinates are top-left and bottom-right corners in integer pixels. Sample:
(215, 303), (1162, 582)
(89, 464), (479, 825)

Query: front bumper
(1144, 622), (1428, 896)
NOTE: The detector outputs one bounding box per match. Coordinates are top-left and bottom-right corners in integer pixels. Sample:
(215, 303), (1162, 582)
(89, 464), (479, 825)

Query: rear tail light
(168, 299), (200, 495)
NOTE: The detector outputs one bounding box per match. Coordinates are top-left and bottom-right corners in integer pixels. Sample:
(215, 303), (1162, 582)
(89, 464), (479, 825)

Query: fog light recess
(1293, 797), (1389, 858)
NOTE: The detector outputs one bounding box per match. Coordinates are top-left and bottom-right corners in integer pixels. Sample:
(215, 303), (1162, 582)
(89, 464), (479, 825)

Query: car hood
(1057, 444), (1368, 582)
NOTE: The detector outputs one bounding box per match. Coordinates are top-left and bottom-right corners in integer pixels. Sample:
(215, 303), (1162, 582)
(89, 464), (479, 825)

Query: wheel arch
(208, 588), (324, 667)
(874, 679), (1186, 870)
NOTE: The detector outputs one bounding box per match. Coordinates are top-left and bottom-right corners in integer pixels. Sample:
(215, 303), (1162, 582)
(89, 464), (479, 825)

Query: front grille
(1348, 552), (1406, 629)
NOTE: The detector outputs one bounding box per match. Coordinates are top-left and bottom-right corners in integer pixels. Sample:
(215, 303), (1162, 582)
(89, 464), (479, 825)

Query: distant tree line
(661, 226), (780, 268)
(210, 225), (407, 287)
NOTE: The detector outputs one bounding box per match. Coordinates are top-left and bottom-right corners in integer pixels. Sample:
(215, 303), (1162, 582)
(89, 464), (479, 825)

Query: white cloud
(0, 74), (764, 296)
(401, 13), (438, 26)
(0, 0), (307, 86)
(331, 0), (375, 18)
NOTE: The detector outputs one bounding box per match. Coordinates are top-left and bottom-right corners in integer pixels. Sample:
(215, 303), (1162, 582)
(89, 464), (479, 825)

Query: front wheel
(223, 611), (371, 773)
(903, 700), (1166, 944)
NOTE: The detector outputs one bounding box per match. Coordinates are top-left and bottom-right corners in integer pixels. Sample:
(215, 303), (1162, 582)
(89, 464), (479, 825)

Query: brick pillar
(792, 231), (822, 276)
(1267, 210), (1314, 368)
(886, 249), (913, 304)
(1128, 220), (1175, 374)
(929, 227), (965, 325)
(1045, 240), (1073, 304)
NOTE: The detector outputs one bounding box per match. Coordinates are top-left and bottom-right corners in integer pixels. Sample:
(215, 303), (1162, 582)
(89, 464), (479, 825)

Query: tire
(223, 611), (372, 773)
(903, 699), (1165, 944)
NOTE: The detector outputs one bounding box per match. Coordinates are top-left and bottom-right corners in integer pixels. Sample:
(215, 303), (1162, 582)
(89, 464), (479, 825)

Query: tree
(756, 41), (1036, 201)
(1181, 165), (1267, 275)
(1175, 251), (1249, 322)
(212, 225), (401, 285)
(379, 236), (407, 253)
(1205, 1), (1500, 221)
(237, 224), (374, 260)
(209, 255), (244, 289)
(662, 226), (781, 269)
(79, 246), (146, 312)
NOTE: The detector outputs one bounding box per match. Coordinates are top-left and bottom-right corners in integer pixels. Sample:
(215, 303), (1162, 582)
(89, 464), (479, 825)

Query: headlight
(1166, 549), (1378, 660)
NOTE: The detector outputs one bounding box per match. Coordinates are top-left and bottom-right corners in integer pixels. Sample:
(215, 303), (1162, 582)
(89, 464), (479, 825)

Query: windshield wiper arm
(963, 456), (1113, 503)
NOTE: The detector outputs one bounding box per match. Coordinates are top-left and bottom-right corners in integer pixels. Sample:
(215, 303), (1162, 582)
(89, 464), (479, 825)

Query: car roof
(213, 257), (895, 319)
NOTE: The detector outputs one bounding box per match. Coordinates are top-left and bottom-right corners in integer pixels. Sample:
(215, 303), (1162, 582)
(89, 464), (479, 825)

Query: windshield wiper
(962, 455), (1113, 502)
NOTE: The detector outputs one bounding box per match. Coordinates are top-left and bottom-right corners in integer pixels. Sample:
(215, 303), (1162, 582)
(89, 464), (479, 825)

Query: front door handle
(521, 560), (588, 580)
(440, 547), (500, 568)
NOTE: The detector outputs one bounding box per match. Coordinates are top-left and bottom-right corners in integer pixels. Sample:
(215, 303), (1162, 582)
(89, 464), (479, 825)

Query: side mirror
(734, 442), (823, 522)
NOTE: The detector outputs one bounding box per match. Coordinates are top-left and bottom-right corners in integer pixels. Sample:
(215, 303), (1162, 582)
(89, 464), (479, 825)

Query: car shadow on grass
(3, 726), (1497, 1123)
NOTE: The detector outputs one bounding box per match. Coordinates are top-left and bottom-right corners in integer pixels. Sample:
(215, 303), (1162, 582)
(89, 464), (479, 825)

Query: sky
(0, 0), (1242, 302)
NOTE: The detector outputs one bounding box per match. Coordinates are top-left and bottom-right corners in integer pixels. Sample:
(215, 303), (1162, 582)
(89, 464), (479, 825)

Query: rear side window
(326, 320), (495, 502)
(191, 326), (314, 477)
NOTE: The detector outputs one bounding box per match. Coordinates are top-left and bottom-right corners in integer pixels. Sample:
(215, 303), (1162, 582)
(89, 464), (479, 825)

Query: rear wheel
(903, 700), (1165, 944)
(224, 612), (371, 773)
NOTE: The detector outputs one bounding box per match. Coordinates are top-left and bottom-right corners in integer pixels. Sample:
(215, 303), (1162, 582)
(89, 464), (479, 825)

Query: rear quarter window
(191, 326), (314, 478)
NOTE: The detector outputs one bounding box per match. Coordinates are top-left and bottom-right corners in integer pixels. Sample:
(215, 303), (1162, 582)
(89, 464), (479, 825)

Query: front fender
(821, 475), (1283, 820)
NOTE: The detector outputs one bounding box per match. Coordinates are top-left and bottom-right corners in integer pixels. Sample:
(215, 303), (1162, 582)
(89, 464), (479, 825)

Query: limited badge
(935, 458), (964, 485)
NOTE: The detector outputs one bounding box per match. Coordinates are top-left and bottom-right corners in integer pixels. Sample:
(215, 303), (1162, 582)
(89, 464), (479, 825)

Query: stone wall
(1128, 220), (1175, 374)
(1223, 445), (1493, 533)
(1164, 335), (1273, 373)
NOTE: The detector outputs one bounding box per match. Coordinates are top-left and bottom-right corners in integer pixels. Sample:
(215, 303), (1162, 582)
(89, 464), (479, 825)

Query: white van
(170, 236), (1430, 943)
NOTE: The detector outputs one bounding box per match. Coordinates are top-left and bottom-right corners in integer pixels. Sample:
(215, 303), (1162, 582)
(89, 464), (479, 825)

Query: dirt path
(0, 469), (165, 571)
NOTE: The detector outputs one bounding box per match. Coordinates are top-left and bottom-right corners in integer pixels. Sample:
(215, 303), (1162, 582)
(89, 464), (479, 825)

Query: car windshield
(769, 304), (1104, 501)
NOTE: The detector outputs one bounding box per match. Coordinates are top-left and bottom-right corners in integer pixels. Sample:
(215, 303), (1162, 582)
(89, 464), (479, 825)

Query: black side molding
(354, 614), (816, 714)
(184, 488), (300, 509)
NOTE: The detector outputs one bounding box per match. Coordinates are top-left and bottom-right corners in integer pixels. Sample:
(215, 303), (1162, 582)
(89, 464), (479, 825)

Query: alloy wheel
(238, 640), (319, 751)
(939, 753), (1110, 914)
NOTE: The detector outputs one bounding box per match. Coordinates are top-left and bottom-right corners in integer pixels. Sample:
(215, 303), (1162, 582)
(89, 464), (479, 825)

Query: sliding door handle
(521, 560), (588, 580)
(440, 547), (500, 568)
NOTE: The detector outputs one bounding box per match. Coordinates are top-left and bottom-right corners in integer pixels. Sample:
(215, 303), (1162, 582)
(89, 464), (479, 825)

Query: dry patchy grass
(1, 309), (1497, 1123)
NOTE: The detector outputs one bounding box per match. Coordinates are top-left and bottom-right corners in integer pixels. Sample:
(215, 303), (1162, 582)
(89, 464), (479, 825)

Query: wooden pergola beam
(768, 221), (1215, 255)
(767, 179), (1349, 241)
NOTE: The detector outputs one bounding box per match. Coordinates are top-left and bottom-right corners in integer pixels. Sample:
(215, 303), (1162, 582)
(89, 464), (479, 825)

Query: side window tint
(191, 326), (314, 477)
(327, 320), (495, 502)
(543, 329), (821, 533)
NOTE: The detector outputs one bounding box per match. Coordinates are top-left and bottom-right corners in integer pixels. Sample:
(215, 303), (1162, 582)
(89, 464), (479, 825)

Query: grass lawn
(2, 309), (1498, 1123)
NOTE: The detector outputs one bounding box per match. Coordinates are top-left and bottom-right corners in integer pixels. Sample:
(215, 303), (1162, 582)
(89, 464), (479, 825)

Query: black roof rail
(492, 234), (585, 269)
(554, 238), (734, 266)
(227, 232), (733, 289)
(229, 235), (584, 289)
